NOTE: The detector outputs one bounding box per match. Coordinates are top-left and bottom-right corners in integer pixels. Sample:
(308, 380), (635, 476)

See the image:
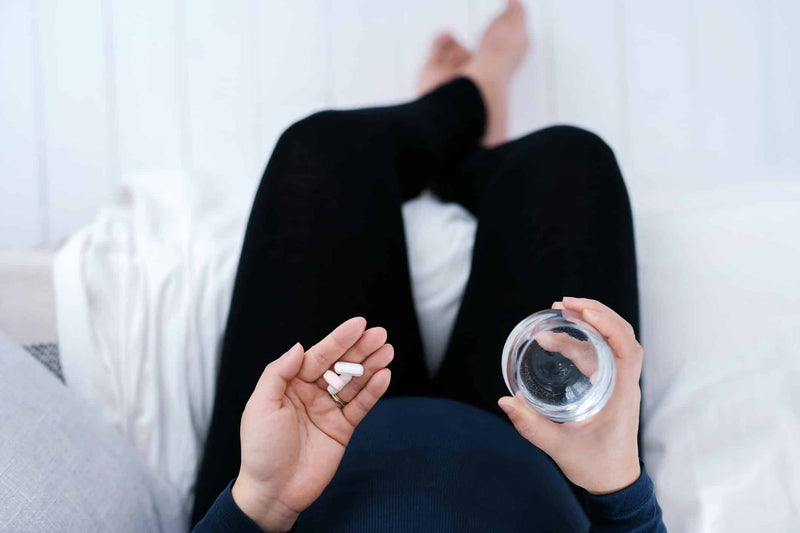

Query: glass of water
(501, 309), (616, 423)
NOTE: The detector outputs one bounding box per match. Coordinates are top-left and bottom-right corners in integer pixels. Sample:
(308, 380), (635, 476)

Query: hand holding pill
(232, 318), (393, 532)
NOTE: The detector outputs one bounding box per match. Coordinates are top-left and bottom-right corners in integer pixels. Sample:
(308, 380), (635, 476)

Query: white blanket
(54, 173), (800, 530)
(54, 171), (252, 512)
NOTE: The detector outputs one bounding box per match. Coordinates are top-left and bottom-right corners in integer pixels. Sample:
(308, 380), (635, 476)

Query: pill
(324, 373), (352, 395)
(324, 370), (346, 391)
(328, 374), (353, 394)
(334, 362), (364, 377)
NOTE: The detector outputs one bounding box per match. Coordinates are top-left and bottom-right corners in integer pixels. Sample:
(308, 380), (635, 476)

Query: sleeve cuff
(578, 462), (656, 522)
(192, 480), (270, 533)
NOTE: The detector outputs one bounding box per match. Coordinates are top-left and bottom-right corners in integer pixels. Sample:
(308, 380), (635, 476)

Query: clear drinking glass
(501, 309), (615, 423)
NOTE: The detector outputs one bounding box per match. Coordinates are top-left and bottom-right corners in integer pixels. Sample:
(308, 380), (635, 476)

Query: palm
(243, 380), (353, 512)
(236, 318), (393, 522)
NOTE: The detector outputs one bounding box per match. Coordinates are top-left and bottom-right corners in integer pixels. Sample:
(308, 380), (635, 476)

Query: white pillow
(0, 331), (185, 532)
(635, 181), (800, 532)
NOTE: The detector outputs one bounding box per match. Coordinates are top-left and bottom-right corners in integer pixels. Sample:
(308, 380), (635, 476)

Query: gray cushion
(0, 331), (185, 532)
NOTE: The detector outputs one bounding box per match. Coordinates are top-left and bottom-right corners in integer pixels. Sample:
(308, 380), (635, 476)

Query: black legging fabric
(191, 77), (639, 525)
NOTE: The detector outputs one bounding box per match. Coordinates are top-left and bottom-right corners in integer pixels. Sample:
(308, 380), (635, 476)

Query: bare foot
(417, 32), (473, 96)
(462, 0), (529, 146)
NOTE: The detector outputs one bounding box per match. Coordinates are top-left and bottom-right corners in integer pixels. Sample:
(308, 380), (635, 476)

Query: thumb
(255, 342), (305, 405)
(498, 394), (561, 453)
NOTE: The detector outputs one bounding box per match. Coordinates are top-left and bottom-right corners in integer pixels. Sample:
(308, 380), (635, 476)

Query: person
(192, 1), (666, 531)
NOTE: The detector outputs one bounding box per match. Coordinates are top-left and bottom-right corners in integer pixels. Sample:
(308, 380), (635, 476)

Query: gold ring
(330, 391), (347, 409)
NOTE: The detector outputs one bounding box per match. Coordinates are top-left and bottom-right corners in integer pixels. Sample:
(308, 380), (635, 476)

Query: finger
(551, 301), (565, 310)
(336, 344), (394, 403)
(498, 393), (561, 453)
(340, 327), (387, 364)
(534, 331), (598, 378)
(342, 368), (391, 426)
(561, 297), (636, 343)
(300, 317), (367, 381)
(314, 327), (387, 390)
(582, 308), (643, 362)
(561, 297), (628, 325)
(255, 342), (305, 404)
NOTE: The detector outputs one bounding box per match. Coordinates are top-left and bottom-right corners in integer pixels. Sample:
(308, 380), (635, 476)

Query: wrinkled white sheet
(54, 171), (253, 513)
(54, 174), (800, 530)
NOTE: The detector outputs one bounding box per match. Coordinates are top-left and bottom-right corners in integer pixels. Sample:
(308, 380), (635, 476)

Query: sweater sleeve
(192, 480), (269, 533)
(576, 462), (667, 533)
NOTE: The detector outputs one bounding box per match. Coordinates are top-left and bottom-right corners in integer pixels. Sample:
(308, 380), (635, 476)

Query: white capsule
(334, 362), (364, 377)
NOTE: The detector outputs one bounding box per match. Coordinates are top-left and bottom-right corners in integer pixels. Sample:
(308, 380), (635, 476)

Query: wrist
(231, 476), (299, 532)
(584, 460), (641, 496)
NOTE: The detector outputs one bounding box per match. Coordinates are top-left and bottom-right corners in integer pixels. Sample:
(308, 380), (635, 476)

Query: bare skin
(231, 319), (393, 532)
(417, 32), (473, 95)
(417, 0), (529, 146)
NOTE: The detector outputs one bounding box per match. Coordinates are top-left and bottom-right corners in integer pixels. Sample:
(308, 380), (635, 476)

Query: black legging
(191, 78), (639, 525)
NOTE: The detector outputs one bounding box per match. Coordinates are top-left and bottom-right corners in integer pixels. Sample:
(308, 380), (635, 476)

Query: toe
(507, 0), (524, 14)
(497, 0), (525, 25)
(440, 36), (472, 67)
(451, 43), (473, 67)
(433, 31), (454, 51)
(442, 43), (458, 65)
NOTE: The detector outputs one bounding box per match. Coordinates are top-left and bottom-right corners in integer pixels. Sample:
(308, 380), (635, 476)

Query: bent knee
(276, 110), (346, 152)
(265, 110), (389, 194)
(490, 125), (630, 206)
(535, 125), (616, 163)
(518, 125), (625, 188)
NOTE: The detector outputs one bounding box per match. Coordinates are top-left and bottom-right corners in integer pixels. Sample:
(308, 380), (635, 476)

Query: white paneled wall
(1, 0), (798, 247)
(0, 1), (41, 247)
(623, 0), (693, 186)
(38, 0), (115, 244)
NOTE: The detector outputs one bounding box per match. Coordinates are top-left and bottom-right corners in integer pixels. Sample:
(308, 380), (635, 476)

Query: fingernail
(291, 342), (302, 352)
(563, 296), (575, 302)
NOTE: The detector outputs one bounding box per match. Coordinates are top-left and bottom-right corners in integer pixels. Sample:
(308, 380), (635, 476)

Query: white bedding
(54, 174), (800, 530)
(54, 171), (253, 513)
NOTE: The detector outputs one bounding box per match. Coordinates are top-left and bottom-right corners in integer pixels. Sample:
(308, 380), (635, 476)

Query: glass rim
(501, 309), (616, 423)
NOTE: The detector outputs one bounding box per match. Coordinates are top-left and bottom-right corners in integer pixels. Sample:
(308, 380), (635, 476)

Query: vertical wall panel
(254, 0), (328, 159)
(185, 0), (260, 185)
(550, 0), (625, 154)
(328, 0), (406, 108)
(511, 0), (555, 138)
(38, 0), (113, 243)
(766, 1), (800, 177)
(255, 0), (328, 105)
(112, 0), (184, 175)
(623, 0), (693, 190)
(690, 0), (767, 181)
(467, 0), (504, 41)
(0, 1), (42, 246)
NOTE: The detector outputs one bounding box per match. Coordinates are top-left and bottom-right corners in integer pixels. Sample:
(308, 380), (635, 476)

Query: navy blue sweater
(194, 397), (665, 532)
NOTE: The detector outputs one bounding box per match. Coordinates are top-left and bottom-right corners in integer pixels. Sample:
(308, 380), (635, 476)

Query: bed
(3, 174), (799, 531)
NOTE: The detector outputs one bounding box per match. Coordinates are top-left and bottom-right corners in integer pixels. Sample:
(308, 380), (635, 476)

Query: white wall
(1, 0), (798, 247)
